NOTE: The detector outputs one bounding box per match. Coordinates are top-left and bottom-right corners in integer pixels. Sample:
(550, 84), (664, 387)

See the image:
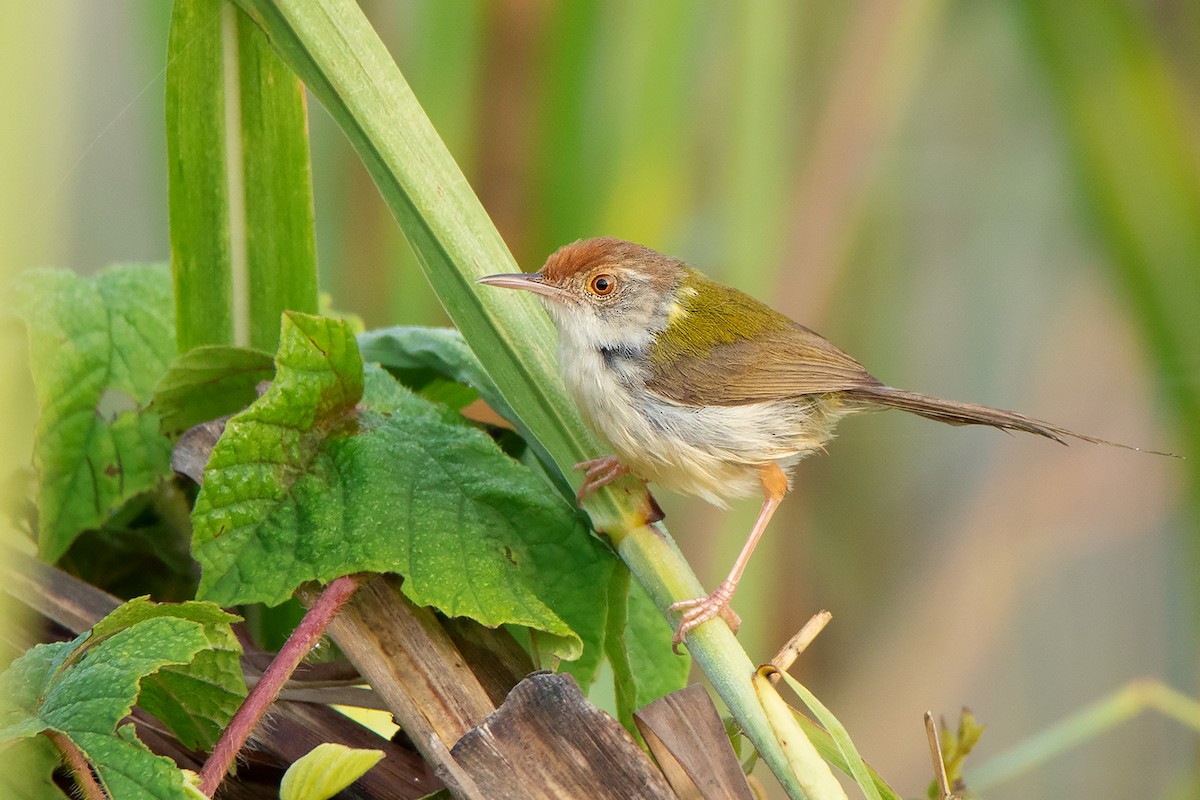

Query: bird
(478, 237), (1164, 648)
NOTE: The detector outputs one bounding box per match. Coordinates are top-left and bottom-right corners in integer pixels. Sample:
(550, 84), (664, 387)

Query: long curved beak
(476, 272), (573, 304)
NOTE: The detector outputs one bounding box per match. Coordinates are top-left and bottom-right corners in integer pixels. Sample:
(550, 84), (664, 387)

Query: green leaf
(0, 600), (234, 799)
(776, 671), (889, 800)
(89, 598), (246, 752)
(622, 574), (692, 705)
(358, 326), (509, 417)
(76, 724), (198, 800)
(603, 566), (691, 734)
(153, 345), (276, 438)
(10, 264), (176, 562)
(279, 743), (384, 800)
(1, 619), (207, 743)
(358, 325), (574, 500)
(192, 313), (612, 661)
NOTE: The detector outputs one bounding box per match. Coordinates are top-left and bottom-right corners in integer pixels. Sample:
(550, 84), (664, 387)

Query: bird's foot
(668, 580), (741, 653)
(573, 456), (630, 502)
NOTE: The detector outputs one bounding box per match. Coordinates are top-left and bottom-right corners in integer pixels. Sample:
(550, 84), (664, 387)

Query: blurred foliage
(7, 1), (1198, 797)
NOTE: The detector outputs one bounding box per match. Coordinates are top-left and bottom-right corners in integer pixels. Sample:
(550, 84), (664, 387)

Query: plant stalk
(197, 573), (363, 796)
(47, 731), (106, 800)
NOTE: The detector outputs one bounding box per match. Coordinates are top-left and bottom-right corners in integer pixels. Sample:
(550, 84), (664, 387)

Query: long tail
(843, 386), (1176, 456)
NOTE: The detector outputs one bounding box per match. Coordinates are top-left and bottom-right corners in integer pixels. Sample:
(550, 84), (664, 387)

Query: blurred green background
(5, 2), (1198, 797)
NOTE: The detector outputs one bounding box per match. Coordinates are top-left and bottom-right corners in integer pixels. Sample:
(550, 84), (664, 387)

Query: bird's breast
(557, 341), (843, 505)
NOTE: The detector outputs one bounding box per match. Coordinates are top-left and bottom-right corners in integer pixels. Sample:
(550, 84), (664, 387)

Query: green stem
(166, 0), (234, 351)
(971, 679), (1200, 791)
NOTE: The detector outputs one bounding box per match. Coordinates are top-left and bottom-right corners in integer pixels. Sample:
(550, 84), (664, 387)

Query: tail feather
(843, 386), (1176, 456)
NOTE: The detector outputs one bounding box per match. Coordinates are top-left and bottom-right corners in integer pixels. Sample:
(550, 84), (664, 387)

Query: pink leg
(668, 463), (789, 650)
(574, 455), (630, 502)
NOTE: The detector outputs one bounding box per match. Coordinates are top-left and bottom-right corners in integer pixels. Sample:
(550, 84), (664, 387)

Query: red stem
(46, 730), (106, 800)
(197, 574), (364, 796)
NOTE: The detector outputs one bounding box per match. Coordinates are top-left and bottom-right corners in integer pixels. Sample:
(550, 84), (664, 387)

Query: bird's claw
(573, 456), (630, 502)
(668, 580), (741, 653)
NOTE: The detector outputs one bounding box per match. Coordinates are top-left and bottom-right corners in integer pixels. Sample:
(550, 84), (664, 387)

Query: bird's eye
(589, 273), (616, 296)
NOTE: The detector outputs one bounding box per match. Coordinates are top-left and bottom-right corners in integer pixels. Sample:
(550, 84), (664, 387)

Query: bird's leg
(574, 455), (631, 502)
(668, 462), (789, 650)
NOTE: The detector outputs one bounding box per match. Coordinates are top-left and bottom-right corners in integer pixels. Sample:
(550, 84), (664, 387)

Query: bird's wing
(644, 280), (882, 407)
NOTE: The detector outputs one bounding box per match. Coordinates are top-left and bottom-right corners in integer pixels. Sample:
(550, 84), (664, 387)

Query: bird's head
(478, 237), (688, 351)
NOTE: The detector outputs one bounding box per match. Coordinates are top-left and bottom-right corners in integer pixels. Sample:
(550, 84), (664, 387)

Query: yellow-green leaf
(279, 743), (384, 800)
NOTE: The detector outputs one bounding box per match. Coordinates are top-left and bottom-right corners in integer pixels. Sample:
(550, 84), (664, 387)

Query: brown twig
(768, 609), (832, 681)
(197, 573), (365, 796)
(925, 711), (951, 800)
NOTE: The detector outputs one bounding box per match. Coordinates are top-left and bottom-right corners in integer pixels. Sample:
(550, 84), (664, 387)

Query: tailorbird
(478, 237), (1164, 648)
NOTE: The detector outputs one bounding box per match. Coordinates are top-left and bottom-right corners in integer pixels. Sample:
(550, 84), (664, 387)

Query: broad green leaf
(279, 743), (384, 800)
(358, 325), (574, 500)
(89, 598), (246, 752)
(79, 724), (198, 800)
(192, 313), (611, 660)
(76, 724), (198, 800)
(0, 601), (229, 799)
(1, 619), (207, 743)
(360, 365), (613, 671)
(153, 345), (276, 438)
(10, 265), (176, 562)
(1, 637), (72, 742)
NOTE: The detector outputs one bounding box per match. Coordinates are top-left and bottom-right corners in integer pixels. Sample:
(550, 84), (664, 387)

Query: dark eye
(589, 273), (616, 296)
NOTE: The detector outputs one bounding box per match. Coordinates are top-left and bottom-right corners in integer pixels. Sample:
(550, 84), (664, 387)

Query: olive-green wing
(644, 275), (882, 407)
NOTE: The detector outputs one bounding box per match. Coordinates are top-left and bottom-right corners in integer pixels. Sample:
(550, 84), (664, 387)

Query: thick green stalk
(167, 1), (319, 353)
(167, 0), (234, 350)
(230, 1), (810, 795)
(236, 11), (319, 351)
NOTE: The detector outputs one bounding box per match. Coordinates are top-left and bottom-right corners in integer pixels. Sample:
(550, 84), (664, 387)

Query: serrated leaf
(10, 264), (176, 562)
(358, 325), (576, 514)
(0, 600), (231, 799)
(4, 618), (208, 744)
(279, 743), (384, 800)
(88, 597), (246, 751)
(153, 345), (275, 439)
(77, 723), (198, 800)
(193, 313), (613, 661)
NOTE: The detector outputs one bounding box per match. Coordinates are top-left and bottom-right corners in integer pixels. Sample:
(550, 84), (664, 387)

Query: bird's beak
(476, 272), (573, 304)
